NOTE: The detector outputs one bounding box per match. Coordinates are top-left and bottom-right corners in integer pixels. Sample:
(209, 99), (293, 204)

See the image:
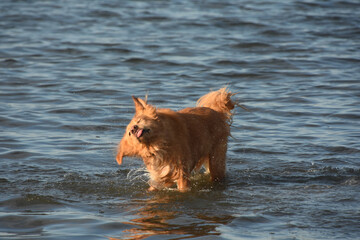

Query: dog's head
(116, 96), (162, 165)
(127, 96), (160, 143)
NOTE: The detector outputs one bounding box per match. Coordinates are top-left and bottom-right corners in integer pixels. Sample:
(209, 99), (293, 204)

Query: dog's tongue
(136, 129), (143, 138)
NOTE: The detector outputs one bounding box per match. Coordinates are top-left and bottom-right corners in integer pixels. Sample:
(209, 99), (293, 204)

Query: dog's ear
(116, 138), (126, 165)
(132, 96), (145, 113)
(132, 96), (157, 119)
(116, 150), (123, 165)
(116, 137), (131, 165)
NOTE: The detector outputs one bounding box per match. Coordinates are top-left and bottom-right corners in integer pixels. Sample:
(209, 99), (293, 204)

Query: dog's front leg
(177, 172), (190, 192)
(148, 180), (176, 192)
(148, 186), (158, 192)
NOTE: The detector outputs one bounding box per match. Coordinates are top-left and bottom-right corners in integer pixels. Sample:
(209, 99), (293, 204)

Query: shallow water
(1, 0), (360, 239)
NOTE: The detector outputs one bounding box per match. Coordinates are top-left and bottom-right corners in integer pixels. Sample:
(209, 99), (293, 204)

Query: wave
(229, 166), (360, 187)
(1, 163), (359, 205)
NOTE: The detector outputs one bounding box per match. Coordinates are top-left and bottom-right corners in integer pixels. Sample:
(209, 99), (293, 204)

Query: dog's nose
(131, 125), (138, 134)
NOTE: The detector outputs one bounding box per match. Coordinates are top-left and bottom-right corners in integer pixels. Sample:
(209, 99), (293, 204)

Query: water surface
(1, 0), (360, 239)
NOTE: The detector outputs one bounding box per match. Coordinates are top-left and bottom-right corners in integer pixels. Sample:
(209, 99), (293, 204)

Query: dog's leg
(209, 142), (227, 182)
(177, 171), (190, 192)
(194, 157), (210, 174)
(147, 179), (176, 191)
(203, 158), (210, 174)
(148, 186), (158, 192)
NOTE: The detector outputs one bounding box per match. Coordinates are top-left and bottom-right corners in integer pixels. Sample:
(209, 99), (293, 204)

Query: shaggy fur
(116, 88), (236, 192)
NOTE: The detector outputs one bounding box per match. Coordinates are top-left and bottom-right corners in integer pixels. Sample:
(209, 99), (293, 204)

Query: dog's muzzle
(130, 125), (149, 138)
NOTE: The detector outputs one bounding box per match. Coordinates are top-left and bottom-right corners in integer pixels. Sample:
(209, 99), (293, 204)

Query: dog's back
(174, 88), (236, 183)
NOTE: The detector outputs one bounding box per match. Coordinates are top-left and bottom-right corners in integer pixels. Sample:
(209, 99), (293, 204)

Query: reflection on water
(121, 197), (187, 240)
(112, 193), (234, 240)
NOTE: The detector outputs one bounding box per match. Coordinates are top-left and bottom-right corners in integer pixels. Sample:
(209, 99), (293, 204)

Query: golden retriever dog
(116, 87), (238, 192)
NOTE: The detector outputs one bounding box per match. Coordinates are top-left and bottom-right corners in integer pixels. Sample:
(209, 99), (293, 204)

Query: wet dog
(116, 88), (237, 192)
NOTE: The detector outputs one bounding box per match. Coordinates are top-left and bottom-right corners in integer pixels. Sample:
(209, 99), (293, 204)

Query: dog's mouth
(130, 126), (150, 139)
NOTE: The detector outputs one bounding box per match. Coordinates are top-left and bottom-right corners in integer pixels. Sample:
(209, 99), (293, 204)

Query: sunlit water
(1, 0), (360, 239)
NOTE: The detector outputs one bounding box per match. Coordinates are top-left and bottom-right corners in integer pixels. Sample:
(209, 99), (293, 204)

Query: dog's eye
(128, 132), (131, 136)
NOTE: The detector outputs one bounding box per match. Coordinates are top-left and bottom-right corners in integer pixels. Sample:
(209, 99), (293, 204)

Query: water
(1, 0), (360, 239)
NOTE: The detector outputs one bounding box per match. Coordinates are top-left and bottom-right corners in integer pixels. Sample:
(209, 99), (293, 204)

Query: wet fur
(116, 88), (236, 192)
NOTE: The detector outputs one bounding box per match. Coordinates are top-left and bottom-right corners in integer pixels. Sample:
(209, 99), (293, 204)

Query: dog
(116, 88), (238, 192)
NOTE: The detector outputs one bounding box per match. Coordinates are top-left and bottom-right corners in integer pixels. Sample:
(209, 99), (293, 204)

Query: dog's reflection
(109, 193), (233, 240)
(123, 196), (180, 239)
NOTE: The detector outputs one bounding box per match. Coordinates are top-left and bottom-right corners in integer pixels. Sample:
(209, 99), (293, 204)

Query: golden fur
(116, 87), (236, 192)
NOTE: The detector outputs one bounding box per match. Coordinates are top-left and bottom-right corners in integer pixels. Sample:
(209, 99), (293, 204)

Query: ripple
(0, 150), (34, 160)
(232, 215), (270, 226)
(88, 10), (121, 18)
(124, 57), (181, 67)
(0, 59), (23, 68)
(230, 42), (273, 49)
(0, 194), (62, 209)
(103, 47), (133, 54)
(54, 170), (145, 198)
(229, 166), (360, 187)
(68, 88), (119, 96)
(211, 18), (266, 29)
(233, 147), (286, 155)
(213, 59), (248, 66)
(211, 71), (262, 79)
(260, 29), (292, 37)
(61, 124), (113, 131)
(47, 108), (83, 115)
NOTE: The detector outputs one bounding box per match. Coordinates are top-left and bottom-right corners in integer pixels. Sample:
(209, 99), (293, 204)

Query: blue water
(1, 0), (360, 239)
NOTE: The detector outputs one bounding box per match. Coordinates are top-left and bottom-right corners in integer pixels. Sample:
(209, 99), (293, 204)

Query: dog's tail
(197, 87), (243, 122)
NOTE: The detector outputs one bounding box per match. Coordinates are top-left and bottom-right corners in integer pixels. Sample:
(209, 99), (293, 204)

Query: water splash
(126, 167), (150, 185)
